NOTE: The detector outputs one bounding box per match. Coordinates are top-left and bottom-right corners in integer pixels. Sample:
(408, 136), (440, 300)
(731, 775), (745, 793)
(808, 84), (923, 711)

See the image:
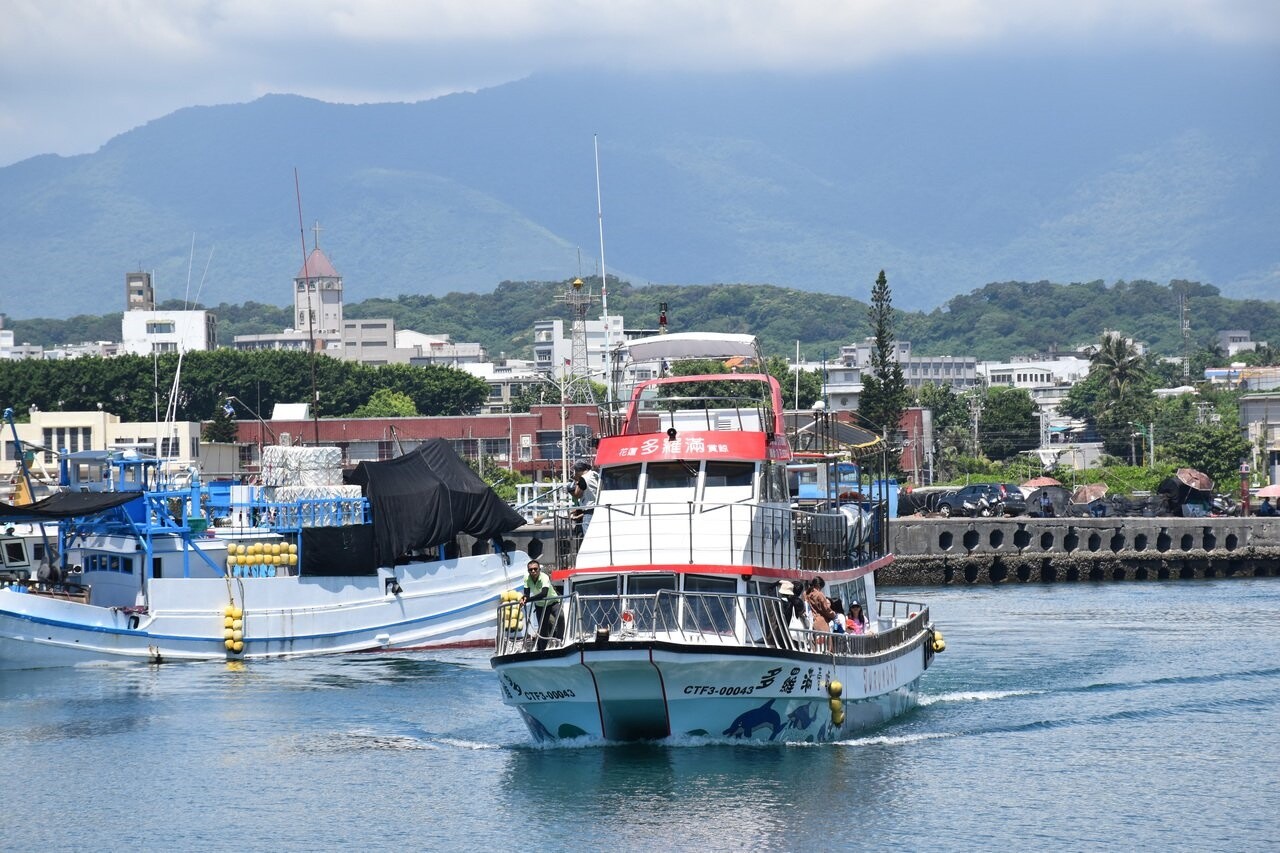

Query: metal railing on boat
(495, 590), (929, 657)
(549, 498), (889, 573)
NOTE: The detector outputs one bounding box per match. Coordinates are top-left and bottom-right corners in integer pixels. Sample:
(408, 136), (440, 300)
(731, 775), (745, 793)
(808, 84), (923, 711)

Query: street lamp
(224, 396), (277, 452)
(811, 399), (827, 452)
(1129, 422), (1155, 467)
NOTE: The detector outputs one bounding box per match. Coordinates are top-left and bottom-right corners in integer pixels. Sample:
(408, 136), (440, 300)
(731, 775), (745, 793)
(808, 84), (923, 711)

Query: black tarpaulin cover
(0, 490), (139, 521)
(350, 439), (527, 568)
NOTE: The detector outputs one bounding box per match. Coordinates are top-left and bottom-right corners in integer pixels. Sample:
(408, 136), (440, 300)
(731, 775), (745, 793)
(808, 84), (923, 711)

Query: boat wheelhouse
(491, 333), (941, 742)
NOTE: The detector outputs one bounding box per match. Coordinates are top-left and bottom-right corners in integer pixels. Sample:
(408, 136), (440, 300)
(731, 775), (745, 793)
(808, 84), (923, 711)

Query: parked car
(936, 483), (1027, 517)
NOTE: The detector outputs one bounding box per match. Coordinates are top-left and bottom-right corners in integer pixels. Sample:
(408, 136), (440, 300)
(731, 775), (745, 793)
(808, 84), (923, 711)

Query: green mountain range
(2, 53), (1276, 321)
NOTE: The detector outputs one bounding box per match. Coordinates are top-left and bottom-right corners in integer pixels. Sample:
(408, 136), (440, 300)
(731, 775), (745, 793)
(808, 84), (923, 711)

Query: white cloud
(1, 0), (1276, 166)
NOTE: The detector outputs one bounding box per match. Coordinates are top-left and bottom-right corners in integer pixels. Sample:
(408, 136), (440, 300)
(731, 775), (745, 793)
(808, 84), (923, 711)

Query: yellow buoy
(829, 697), (843, 714)
(288, 543), (297, 554)
(833, 711), (845, 726)
(827, 680), (843, 698)
(232, 641), (244, 653)
(230, 607), (242, 620)
(224, 617), (234, 629)
(232, 629), (243, 642)
(225, 639), (235, 650)
(287, 554), (298, 566)
(232, 618), (243, 630)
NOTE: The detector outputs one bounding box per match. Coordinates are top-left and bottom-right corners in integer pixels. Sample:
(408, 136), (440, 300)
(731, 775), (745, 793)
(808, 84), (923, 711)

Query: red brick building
(233, 403), (600, 482)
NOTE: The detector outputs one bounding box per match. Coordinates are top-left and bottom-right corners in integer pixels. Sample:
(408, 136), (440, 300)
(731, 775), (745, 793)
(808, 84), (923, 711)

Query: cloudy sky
(2, 0), (1276, 167)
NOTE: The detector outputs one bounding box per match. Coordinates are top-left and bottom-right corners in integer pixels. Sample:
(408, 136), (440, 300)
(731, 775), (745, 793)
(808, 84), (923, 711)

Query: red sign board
(596, 430), (787, 466)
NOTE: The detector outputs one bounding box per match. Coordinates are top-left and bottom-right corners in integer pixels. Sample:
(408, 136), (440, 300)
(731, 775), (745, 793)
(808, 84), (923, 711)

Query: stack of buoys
(930, 628), (946, 653)
(499, 589), (524, 633)
(828, 679), (845, 727)
(223, 604), (244, 655)
(225, 541), (299, 577)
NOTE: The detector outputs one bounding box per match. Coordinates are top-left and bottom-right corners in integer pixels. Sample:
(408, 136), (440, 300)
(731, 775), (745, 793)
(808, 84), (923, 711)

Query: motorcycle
(961, 496), (1005, 517)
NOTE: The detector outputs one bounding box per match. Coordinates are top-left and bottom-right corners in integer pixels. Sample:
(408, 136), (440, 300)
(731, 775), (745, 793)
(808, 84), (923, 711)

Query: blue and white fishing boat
(0, 408), (530, 669)
(491, 332), (943, 743)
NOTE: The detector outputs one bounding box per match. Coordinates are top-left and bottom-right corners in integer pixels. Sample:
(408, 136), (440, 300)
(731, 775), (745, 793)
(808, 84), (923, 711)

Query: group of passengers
(772, 577), (870, 648)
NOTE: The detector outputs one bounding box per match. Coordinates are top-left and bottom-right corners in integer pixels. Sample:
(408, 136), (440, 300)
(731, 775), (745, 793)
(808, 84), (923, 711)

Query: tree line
(0, 349), (489, 430)
(7, 277), (1278, 367)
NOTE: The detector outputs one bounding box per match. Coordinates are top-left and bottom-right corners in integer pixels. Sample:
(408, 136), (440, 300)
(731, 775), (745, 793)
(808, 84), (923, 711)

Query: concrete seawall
(886, 516), (1280, 584)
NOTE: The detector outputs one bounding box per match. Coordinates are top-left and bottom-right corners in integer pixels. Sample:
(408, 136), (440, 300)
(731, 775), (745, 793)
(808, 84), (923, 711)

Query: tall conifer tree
(859, 270), (908, 438)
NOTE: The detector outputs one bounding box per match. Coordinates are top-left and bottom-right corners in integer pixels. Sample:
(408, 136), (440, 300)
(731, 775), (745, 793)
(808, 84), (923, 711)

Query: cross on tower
(312, 221), (323, 250)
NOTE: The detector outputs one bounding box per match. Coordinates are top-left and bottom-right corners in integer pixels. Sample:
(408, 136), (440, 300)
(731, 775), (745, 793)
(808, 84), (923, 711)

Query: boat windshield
(601, 464), (641, 491)
(646, 462), (698, 490)
(703, 461), (753, 488)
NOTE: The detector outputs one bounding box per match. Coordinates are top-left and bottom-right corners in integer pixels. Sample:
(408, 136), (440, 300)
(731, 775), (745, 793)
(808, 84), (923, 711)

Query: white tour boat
(0, 424), (530, 669)
(491, 332), (943, 743)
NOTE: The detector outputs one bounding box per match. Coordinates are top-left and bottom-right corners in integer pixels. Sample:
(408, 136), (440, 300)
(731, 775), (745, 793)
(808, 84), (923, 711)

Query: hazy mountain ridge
(1, 51), (1276, 319)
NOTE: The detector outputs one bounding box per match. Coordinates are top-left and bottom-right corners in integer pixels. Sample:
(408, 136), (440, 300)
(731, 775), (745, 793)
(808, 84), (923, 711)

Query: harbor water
(4, 579), (1278, 852)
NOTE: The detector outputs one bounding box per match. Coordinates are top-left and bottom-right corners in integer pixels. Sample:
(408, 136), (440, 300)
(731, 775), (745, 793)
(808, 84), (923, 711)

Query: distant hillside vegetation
(6, 278), (1277, 364)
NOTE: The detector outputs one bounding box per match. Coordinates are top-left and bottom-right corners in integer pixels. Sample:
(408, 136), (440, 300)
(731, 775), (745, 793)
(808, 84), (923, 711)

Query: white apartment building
(821, 340), (979, 412)
(120, 310), (216, 355)
(532, 316), (625, 384)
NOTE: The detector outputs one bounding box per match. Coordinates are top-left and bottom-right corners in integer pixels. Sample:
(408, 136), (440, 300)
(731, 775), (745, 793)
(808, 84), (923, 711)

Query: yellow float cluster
(223, 604), (244, 654)
(225, 541), (298, 577)
(499, 589), (525, 632)
(930, 628), (946, 653)
(827, 679), (845, 727)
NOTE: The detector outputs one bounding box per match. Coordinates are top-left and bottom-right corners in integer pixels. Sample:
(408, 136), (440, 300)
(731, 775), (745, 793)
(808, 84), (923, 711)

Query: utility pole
(968, 392), (982, 457)
(1180, 292), (1191, 381)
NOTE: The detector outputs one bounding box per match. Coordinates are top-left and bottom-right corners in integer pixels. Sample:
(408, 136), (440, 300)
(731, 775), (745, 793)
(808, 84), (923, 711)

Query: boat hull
(0, 551), (529, 669)
(494, 636), (929, 743)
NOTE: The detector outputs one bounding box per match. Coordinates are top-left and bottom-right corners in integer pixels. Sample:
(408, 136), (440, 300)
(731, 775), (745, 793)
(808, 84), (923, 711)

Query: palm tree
(1089, 332), (1153, 460)
(1090, 332), (1149, 408)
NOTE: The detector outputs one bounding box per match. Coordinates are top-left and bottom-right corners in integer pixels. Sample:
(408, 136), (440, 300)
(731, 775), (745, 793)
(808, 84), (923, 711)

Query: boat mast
(594, 134), (613, 406)
(295, 169), (322, 446)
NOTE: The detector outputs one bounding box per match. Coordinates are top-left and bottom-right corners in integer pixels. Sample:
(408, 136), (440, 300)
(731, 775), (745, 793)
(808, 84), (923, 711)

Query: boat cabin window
(703, 461), (753, 488)
(601, 464), (641, 491)
(682, 574), (737, 634)
(788, 465), (820, 500)
(644, 461), (698, 514)
(626, 573), (677, 631)
(646, 461), (697, 490)
(702, 461), (755, 504)
(600, 463), (642, 513)
(86, 553), (134, 574)
(763, 463), (789, 503)
(3, 540), (30, 567)
(573, 576), (621, 631)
